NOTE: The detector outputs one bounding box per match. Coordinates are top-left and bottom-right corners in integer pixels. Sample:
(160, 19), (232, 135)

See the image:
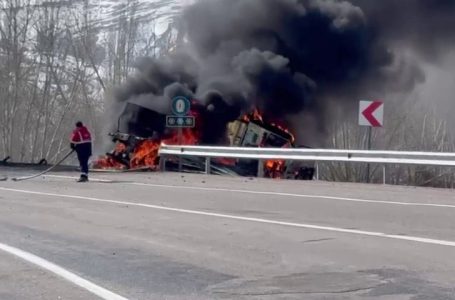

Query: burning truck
(90, 0), (404, 181)
(93, 101), (315, 180)
(90, 0), (417, 181)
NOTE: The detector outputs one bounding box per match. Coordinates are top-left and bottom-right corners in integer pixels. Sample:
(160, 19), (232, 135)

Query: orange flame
(241, 108), (295, 178)
(130, 140), (160, 169)
(92, 143), (128, 170)
(264, 159), (286, 179)
(94, 127), (200, 170)
(271, 122), (296, 144)
(162, 128), (199, 146)
(243, 108), (264, 123)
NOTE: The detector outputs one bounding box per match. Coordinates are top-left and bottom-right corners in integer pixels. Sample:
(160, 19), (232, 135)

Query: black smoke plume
(352, 0), (455, 60)
(107, 0), (455, 145)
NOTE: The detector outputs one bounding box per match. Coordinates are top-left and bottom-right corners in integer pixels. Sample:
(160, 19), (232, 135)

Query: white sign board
(359, 100), (384, 127)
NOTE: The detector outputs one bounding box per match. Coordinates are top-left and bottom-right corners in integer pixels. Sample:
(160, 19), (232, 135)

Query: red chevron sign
(359, 101), (384, 127)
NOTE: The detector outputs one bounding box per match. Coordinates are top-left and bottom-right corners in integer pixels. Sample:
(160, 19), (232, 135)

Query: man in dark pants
(70, 121), (92, 182)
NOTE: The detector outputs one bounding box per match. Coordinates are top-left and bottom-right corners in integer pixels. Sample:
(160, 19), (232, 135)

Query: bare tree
(322, 99), (455, 187)
(0, 0), (184, 163)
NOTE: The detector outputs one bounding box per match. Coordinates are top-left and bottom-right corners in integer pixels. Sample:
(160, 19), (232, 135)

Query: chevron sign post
(359, 100), (384, 127)
(359, 100), (384, 183)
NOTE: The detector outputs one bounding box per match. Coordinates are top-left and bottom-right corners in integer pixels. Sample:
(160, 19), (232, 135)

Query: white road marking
(130, 182), (455, 209)
(0, 242), (128, 300)
(1, 187), (455, 248)
(44, 174), (113, 183)
(45, 174), (455, 209)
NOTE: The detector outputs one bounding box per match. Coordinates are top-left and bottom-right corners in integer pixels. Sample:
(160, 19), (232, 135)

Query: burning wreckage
(92, 0), (402, 181)
(93, 102), (315, 180)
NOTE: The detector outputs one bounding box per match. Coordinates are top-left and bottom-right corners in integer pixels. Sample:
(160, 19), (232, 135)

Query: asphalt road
(0, 168), (454, 299)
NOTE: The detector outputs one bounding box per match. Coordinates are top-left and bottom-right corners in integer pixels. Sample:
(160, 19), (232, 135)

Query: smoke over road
(352, 1), (455, 59)
(107, 0), (455, 145)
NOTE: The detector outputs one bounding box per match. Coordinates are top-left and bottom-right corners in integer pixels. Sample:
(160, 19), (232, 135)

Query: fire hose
(10, 150), (75, 182)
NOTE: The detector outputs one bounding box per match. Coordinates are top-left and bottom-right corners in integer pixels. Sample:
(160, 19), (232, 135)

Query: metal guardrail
(158, 144), (455, 183)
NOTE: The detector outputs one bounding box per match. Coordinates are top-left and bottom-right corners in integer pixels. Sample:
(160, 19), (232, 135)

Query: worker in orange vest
(70, 121), (92, 182)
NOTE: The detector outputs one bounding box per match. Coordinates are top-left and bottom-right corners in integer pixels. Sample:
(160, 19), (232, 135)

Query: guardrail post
(382, 165), (386, 185)
(160, 156), (166, 172)
(205, 157), (211, 174)
(315, 162), (319, 180)
(257, 160), (264, 178)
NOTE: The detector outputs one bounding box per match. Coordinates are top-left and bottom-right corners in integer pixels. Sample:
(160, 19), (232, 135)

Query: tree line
(0, 0), (179, 163)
